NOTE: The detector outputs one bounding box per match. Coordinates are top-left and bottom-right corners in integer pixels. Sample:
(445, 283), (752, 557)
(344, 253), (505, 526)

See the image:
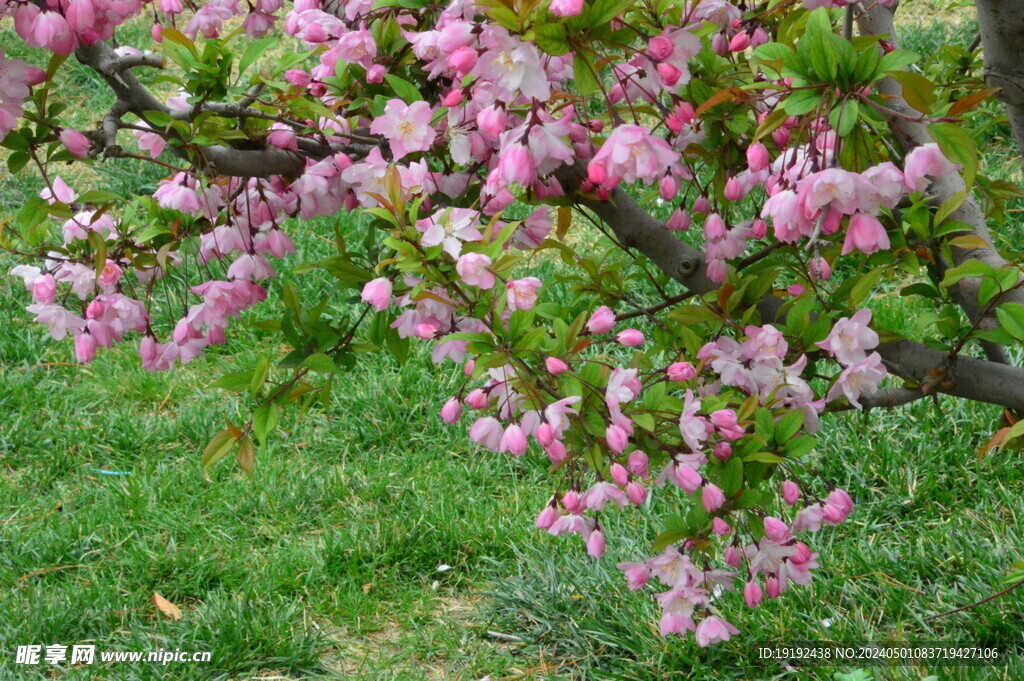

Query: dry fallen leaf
(153, 592), (182, 621)
(361, 583), (372, 594)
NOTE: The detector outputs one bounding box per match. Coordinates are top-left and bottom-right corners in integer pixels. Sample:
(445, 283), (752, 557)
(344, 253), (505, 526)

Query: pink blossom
(469, 416), (503, 450)
(667, 361), (696, 381)
(903, 142), (959, 192)
(671, 463), (703, 494)
(817, 308), (878, 365)
(456, 253), (494, 289)
(842, 213), (890, 255)
(746, 143), (769, 171)
(606, 424), (628, 454)
(618, 562), (651, 590)
(782, 480), (801, 506)
(628, 450), (649, 478)
(60, 129), (90, 158)
(499, 423), (528, 455)
(545, 357), (569, 375)
(583, 481), (628, 510)
(74, 333), (98, 363)
(441, 398), (462, 424)
(702, 483), (726, 512)
(712, 518), (731, 535)
(626, 481), (648, 505)
(418, 207), (484, 259)
(587, 305), (616, 334)
(713, 442), (732, 460)
(361, 277), (392, 311)
(507, 277), (541, 311)
(616, 329), (645, 347)
(587, 529), (606, 557)
(369, 99), (436, 160)
(550, 0), (584, 17)
(696, 614), (737, 647)
(588, 124), (680, 188)
(763, 516), (792, 543)
(536, 505), (558, 529)
(744, 581), (763, 608)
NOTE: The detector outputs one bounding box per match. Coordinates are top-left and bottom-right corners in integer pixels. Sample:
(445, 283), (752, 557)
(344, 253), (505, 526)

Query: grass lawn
(1, 9), (1023, 681)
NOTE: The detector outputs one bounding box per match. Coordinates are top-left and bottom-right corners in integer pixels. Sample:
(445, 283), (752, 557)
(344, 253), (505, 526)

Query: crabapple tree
(3, 0), (1024, 644)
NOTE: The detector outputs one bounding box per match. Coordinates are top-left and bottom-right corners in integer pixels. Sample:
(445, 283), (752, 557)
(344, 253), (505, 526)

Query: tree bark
(975, 0), (1024, 170)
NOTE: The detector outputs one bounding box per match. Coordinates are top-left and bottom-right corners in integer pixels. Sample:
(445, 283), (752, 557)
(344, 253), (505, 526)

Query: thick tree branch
(975, 0), (1024, 170)
(857, 5), (1023, 362)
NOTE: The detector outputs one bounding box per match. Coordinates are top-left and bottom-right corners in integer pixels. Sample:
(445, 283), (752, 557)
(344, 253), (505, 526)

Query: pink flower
(842, 213), (890, 255)
(763, 516), (792, 543)
(744, 581), (763, 608)
(710, 409), (744, 440)
(536, 505), (558, 529)
(903, 142), (959, 192)
(746, 143), (769, 171)
(695, 616), (738, 647)
(441, 398), (463, 424)
(667, 361), (696, 381)
(60, 129), (90, 158)
(545, 357), (569, 375)
(588, 124), (680, 188)
(616, 329), (645, 347)
(469, 416), (503, 450)
(628, 450), (649, 478)
(618, 562), (651, 590)
(817, 308), (878, 365)
(713, 442), (732, 460)
(361, 277), (392, 311)
(671, 463), (703, 494)
(74, 333), (97, 363)
(782, 480), (800, 506)
(550, 0), (584, 17)
(712, 518), (730, 535)
(610, 463), (629, 486)
(418, 207), (484, 259)
(626, 481), (648, 505)
(587, 305), (616, 334)
(499, 423), (528, 455)
(497, 142), (537, 186)
(606, 424), (628, 453)
(667, 209), (691, 231)
(507, 277), (541, 311)
(456, 253), (494, 289)
(587, 529), (606, 557)
(369, 99), (436, 160)
(827, 351), (886, 408)
(702, 483), (726, 512)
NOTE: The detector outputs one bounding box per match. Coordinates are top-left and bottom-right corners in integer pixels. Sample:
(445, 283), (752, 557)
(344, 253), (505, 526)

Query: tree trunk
(975, 0), (1024, 169)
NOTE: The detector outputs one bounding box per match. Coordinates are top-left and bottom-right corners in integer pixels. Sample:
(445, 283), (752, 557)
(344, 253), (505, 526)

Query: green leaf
(589, 0), (634, 27)
(830, 99), (859, 137)
(719, 457), (744, 497)
(249, 357), (270, 396)
(651, 529), (687, 552)
(384, 74), (423, 103)
(939, 259), (996, 288)
(744, 451), (787, 464)
(531, 23), (570, 57)
(929, 122), (977, 188)
(211, 372), (253, 391)
(302, 352), (336, 374)
(885, 70), (934, 114)
(202, 430), (237, 471)
(876, 49), (921, 76)
(801, 9), (838, 82)
(234, 436), (256, 475)
(784, 435), (817, 458)
(238, 38), (277, 77)
(996, 303), (1024, 340)
(782, 89), (823, 116)
(774, 410), (804, 445)
(573, 53), (600, 97)
(252, 403), (280, 447)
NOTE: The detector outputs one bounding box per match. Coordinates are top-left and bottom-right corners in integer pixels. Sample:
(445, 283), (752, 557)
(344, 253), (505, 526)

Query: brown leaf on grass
(153, 592), (182, 620)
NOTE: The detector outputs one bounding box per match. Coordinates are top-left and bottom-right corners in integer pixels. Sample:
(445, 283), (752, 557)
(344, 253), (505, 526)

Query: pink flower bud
(587, 530), (606, 557)
(659, 175), (678, 200)
(766, 576), (781, 599)
(790, 541), (812, 565)
(746, 143), (769, 172)
(616, 329), (645, 347)
(587, 161), (608, 186)
(366, 65), (386, 83)
(152, 23), (164, 42)
(782, 480), (800, 506)
(500, 424), (528, 456)
(285, 69), (311, 87)
(441, 398), (463, 424)
(545, 439), (567, 463)
(606, 424), (628, 454)
(442, 89), (463, 107)
(647, 35), (674, 60)
(712, 517), (730, 535)
(744, 580), (763, 608)
(464, 359), (475, 377)
(656, 62), (682, 87)
(729, 31), (751, 52)
(545, 357), (569, 375)
(562, 490), (582, 513)
(712, 31), (729, 56)
(692, 196), (711, 215)
(415, 323), (438, 340)
(626, 481), (647, 505)
(724, 545), (742, 568)
(627, 450), (649, 478)
(751, 218), (767, 239)
(360, 277), (392, 311)
(586, 305), (616, 334)
(610, 463), (628, 487)
(536, 423), (555, 447)
(787, 283), (806, 297)
(666, 208), (691, 231)
(447, 46), (477, 73)
(666, 361), (696, 381)
(763, 517), (792, 543)
(60, 129), (90, 158)
(724, 177), (744, 202)
(32, 274), (56, 304)
(74, 333), (97, 363)
(672, 463), (703, 494)
(810, 257), (832, 281)
(702, 483), (726, 512)
(536, 505), (558, 529)
(550, 0), (584, 17)
(465, 389), (489, 410)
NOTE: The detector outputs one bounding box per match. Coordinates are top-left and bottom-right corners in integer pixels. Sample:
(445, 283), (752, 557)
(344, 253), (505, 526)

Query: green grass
(1, 10), (1023, 681)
